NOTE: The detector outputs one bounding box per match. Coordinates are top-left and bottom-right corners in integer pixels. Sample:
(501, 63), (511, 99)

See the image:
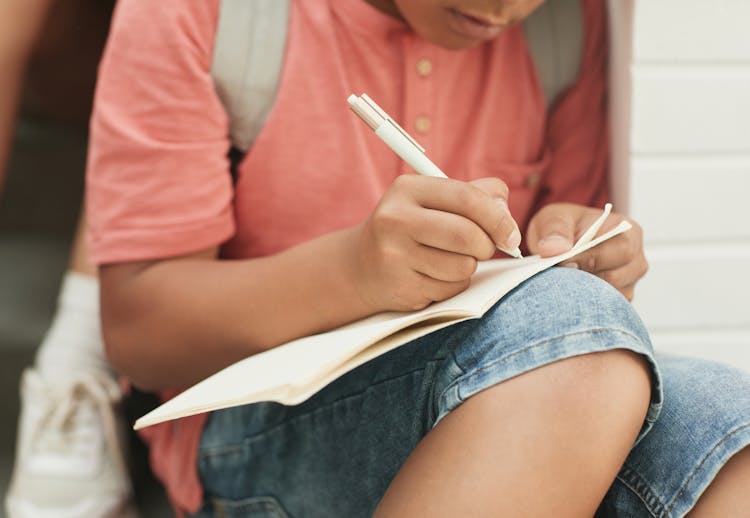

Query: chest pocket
(483, 148), (551, 191)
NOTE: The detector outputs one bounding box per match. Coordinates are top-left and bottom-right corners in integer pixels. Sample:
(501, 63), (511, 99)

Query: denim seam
(430, 350), (466, 423)
(665, 422), (750, 515)
(616, 467), (668, 518)
(438, 327), (648, 408)
(199, 360), (444, 459)
(201, 444), (245, 457)
(615, 422), (750, 517)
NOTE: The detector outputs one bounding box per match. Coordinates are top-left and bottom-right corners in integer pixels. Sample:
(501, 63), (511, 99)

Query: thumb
(527, 206), (577, 257)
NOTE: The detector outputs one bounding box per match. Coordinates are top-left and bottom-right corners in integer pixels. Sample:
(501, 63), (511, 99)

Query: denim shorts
(190, 268), (750, 517)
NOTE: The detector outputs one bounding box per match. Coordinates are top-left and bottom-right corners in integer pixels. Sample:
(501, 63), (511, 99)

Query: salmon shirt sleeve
(534, 0), (610, 211)
(86, 0), (234, 264)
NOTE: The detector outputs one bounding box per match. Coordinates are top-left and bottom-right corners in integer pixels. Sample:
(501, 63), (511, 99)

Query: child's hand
(526, 203), (648, 301)
(350, 175), (521, 313)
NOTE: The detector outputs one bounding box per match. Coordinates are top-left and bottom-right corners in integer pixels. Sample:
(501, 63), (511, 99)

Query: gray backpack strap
(211, 0), (290, 152)
(523, 0), (584, 108)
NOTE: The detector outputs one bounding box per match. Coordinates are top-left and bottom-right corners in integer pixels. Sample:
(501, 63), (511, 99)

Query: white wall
(608, 0), (750, 371)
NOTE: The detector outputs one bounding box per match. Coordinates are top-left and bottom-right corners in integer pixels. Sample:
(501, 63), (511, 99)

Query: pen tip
(497, 245), (523, 258)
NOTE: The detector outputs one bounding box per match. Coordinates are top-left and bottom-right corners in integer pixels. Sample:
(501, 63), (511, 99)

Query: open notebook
(135, 204), (630, 430)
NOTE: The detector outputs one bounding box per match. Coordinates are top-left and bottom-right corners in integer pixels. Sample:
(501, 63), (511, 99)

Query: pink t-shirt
(87, 0), (609, 513)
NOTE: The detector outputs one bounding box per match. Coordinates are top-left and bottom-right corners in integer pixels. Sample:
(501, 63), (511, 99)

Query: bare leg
(688, 446), (750, 517)
(68, 210), (97, 276)
(374, 349), (651, 517)
(0, 0), (53, 187)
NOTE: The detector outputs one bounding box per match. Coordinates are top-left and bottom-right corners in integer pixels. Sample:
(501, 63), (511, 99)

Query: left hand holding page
(525, 203), (647, 301)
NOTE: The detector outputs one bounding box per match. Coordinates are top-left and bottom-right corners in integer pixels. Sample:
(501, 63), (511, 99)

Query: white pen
(348, 93), (522, 259)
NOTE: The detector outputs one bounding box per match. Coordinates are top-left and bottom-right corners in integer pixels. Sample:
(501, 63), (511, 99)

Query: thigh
(193, 327), (455, 518)
(602, 355), (750, 518)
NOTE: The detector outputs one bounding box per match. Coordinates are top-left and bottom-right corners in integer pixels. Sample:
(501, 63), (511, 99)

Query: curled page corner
(573, 203), (613, 249)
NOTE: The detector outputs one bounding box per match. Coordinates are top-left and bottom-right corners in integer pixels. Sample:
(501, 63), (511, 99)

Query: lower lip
(446, 9), (503, 41)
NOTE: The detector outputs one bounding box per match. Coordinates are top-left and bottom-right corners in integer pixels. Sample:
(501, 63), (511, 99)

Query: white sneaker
(5, 369), (139, 518)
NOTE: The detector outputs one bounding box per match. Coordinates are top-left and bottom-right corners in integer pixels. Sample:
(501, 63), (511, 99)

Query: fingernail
(539, 233), (573, 249)
(564, 262), (579, 270)
(495, 198), (508, 208)
(507, 228), (521, 249)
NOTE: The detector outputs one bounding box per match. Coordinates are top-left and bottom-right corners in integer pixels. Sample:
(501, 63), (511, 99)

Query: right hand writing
(350, 175), (521, 313)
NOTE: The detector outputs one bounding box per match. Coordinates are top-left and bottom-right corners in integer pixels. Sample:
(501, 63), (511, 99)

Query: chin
(420, 22), (501, 50)
(431, 33), (486, 51)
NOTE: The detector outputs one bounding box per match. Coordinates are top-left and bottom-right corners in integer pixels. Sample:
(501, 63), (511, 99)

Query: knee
(552, 349), (652, 431)
(454, 267), (656, 437)
(503, 349), (653, 483)
(488, 267), (653, 357)
(540, 267), (644, 328)
(542, 350), (653, 493)
(467, 349), (653, 479)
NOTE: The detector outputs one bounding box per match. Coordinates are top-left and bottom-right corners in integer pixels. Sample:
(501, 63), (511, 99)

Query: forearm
(101, 225), (371, 391)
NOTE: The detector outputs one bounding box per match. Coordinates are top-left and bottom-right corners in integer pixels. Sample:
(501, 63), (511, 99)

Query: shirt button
(416, 58), (432, 77)
(525, 173), (541, 188)
(415, 116), (431, 134)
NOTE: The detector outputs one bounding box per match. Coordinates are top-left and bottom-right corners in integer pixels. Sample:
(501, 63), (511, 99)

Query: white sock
(34, 271), (112, 386)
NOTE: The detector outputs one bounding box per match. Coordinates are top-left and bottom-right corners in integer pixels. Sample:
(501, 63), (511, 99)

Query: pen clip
(360, 94), (426, 154)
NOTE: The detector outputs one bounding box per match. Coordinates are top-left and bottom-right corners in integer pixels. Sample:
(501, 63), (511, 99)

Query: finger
(409, 244), (478, 282)
(572, 232), (641, 274)
(467, 178), (521, 254)
(618, 283), (636, 302)
(409, 244), (477, 282)
(418, 274), (471, 303)
(406, 207), (497, 260)
(402, 176), (521, 252)
(596, 258), (649, 292)
(468, 177), (520, 253)
(526, 207), (577, 257)
(468, 177), (510, 203)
